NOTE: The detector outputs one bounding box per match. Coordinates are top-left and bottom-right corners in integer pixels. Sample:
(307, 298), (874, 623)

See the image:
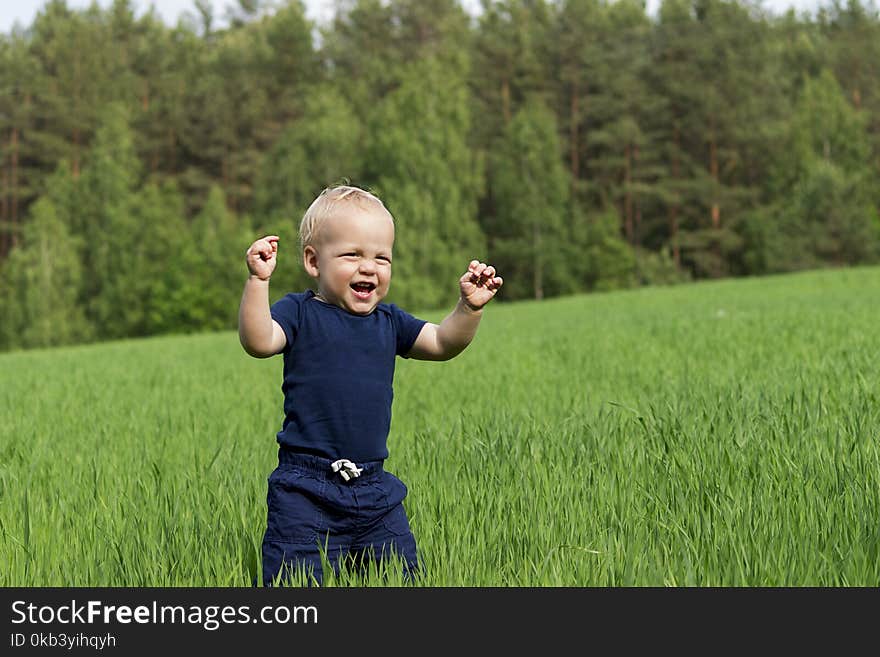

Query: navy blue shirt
(269, 290), (427, 461)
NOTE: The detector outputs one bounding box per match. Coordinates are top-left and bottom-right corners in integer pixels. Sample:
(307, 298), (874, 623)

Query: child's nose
(359, 259), (377, 274)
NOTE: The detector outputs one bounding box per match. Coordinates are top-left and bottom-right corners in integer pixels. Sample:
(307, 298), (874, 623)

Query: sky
(0, 0), (827, 34)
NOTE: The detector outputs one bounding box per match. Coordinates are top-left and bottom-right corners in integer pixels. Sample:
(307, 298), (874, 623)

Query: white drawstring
(330, 458), (363, 481)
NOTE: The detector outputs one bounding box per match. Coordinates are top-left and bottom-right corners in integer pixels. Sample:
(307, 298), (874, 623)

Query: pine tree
(129, 9), (190, 184)
(251, 1), (320, 161)
(823, 0), (880, 211)
(650, 0), (783, 278)
(253, 87), (363, 229)
(321, 0), (400, 120)
(769, 68), (880, 268)
(0, 33), (42, 257)
(366, 56), (486, 310)
(824, 0), (880, 115)
(394, 0), (472, 66)
(551, 0), (610, 206)
(472, 0), (554, 141)
(489, 98), (570, 301)
(790, 68), (872, 178)
(29, 1), (114, 178)
(787, 161), (880, 267)
(252, 86), (364, 295)
(580, 0), (658, 247)
(128, 181), (192, 334)
(76, 102), (142, 339)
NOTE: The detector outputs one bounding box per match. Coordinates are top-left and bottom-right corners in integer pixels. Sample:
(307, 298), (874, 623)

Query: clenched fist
(246, 235), (279, 281)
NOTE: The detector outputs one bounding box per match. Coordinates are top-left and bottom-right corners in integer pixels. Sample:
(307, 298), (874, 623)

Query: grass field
(1, 266), (878, 586)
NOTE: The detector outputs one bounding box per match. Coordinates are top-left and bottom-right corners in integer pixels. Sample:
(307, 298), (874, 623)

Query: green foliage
(320, 0), (400, 118)
(490, 98), (570, 300)
(677, 226), (746, 279)
(785, 160), (880, 267)
(367, 56), (486, 310)
(2, 0), (880, 351)
(76, 103), (142, 338)
(0, 198), (91, 350)
(735, 164), (880, 275)
(130, 182), (191, 333)
(154, 185), (246, 332)
(472, 0), (555, 135)
(575, 210), (638, 292)
(733, 204), (780, 276)
(790, 69), (871, 177)
(0, 31), (42, 241)
(253, 87), (363, 231)
(633, 247), (692, 286)
(755, 67), (880, 272)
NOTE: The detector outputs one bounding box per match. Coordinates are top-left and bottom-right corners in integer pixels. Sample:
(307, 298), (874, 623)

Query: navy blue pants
(261, 449), (419, 586)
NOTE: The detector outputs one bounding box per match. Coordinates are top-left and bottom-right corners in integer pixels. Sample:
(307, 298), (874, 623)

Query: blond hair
(299, 185), (391, 252)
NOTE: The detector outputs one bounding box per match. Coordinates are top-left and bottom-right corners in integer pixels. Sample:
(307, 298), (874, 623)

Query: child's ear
(303, 246), (320, 278)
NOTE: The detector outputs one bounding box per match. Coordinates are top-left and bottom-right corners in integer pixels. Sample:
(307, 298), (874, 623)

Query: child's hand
(246, 235), (279, 281)
(460, 260), (503, 311)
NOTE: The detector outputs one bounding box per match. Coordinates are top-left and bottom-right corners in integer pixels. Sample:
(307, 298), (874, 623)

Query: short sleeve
(388, 303), (427, 358)
(270, 293), (302, 351)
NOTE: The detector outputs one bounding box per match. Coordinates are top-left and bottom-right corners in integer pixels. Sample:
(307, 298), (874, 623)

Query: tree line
(1, 0), (879, 351)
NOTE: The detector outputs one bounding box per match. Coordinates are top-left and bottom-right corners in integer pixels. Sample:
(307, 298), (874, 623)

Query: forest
(1, 0), (878, 350)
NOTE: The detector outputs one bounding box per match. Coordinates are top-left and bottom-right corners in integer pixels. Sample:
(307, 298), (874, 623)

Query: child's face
(303, 203), (395, 315)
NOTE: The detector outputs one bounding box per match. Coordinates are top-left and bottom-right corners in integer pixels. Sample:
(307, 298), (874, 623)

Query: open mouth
(350, 282), (376, 299)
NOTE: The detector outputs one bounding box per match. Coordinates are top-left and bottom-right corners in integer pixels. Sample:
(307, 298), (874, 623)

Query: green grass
(1, 266), (879, 585)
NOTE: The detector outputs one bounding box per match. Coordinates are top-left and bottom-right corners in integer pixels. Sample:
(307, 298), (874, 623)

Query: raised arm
(407, 260), (503, 361)
(238, 235), (287, 358)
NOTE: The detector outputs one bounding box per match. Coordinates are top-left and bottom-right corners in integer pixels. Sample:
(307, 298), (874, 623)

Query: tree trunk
(10, 127), (19, 248)
(624, 143), (633, 243)
(142, 85), (159, 172)
(501, 77), (511, 125)
(1, 162), (8, 258)
(72, 127), (81, 178)
(669, 125), (681, 267)
(569, 81), (579, 182)
(73, 48), (82, 178)
(534, 220), (543, 301)
(709, 127), (720, 230)
(167, 129), (176, 173)
(633, 144), (641, 244)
